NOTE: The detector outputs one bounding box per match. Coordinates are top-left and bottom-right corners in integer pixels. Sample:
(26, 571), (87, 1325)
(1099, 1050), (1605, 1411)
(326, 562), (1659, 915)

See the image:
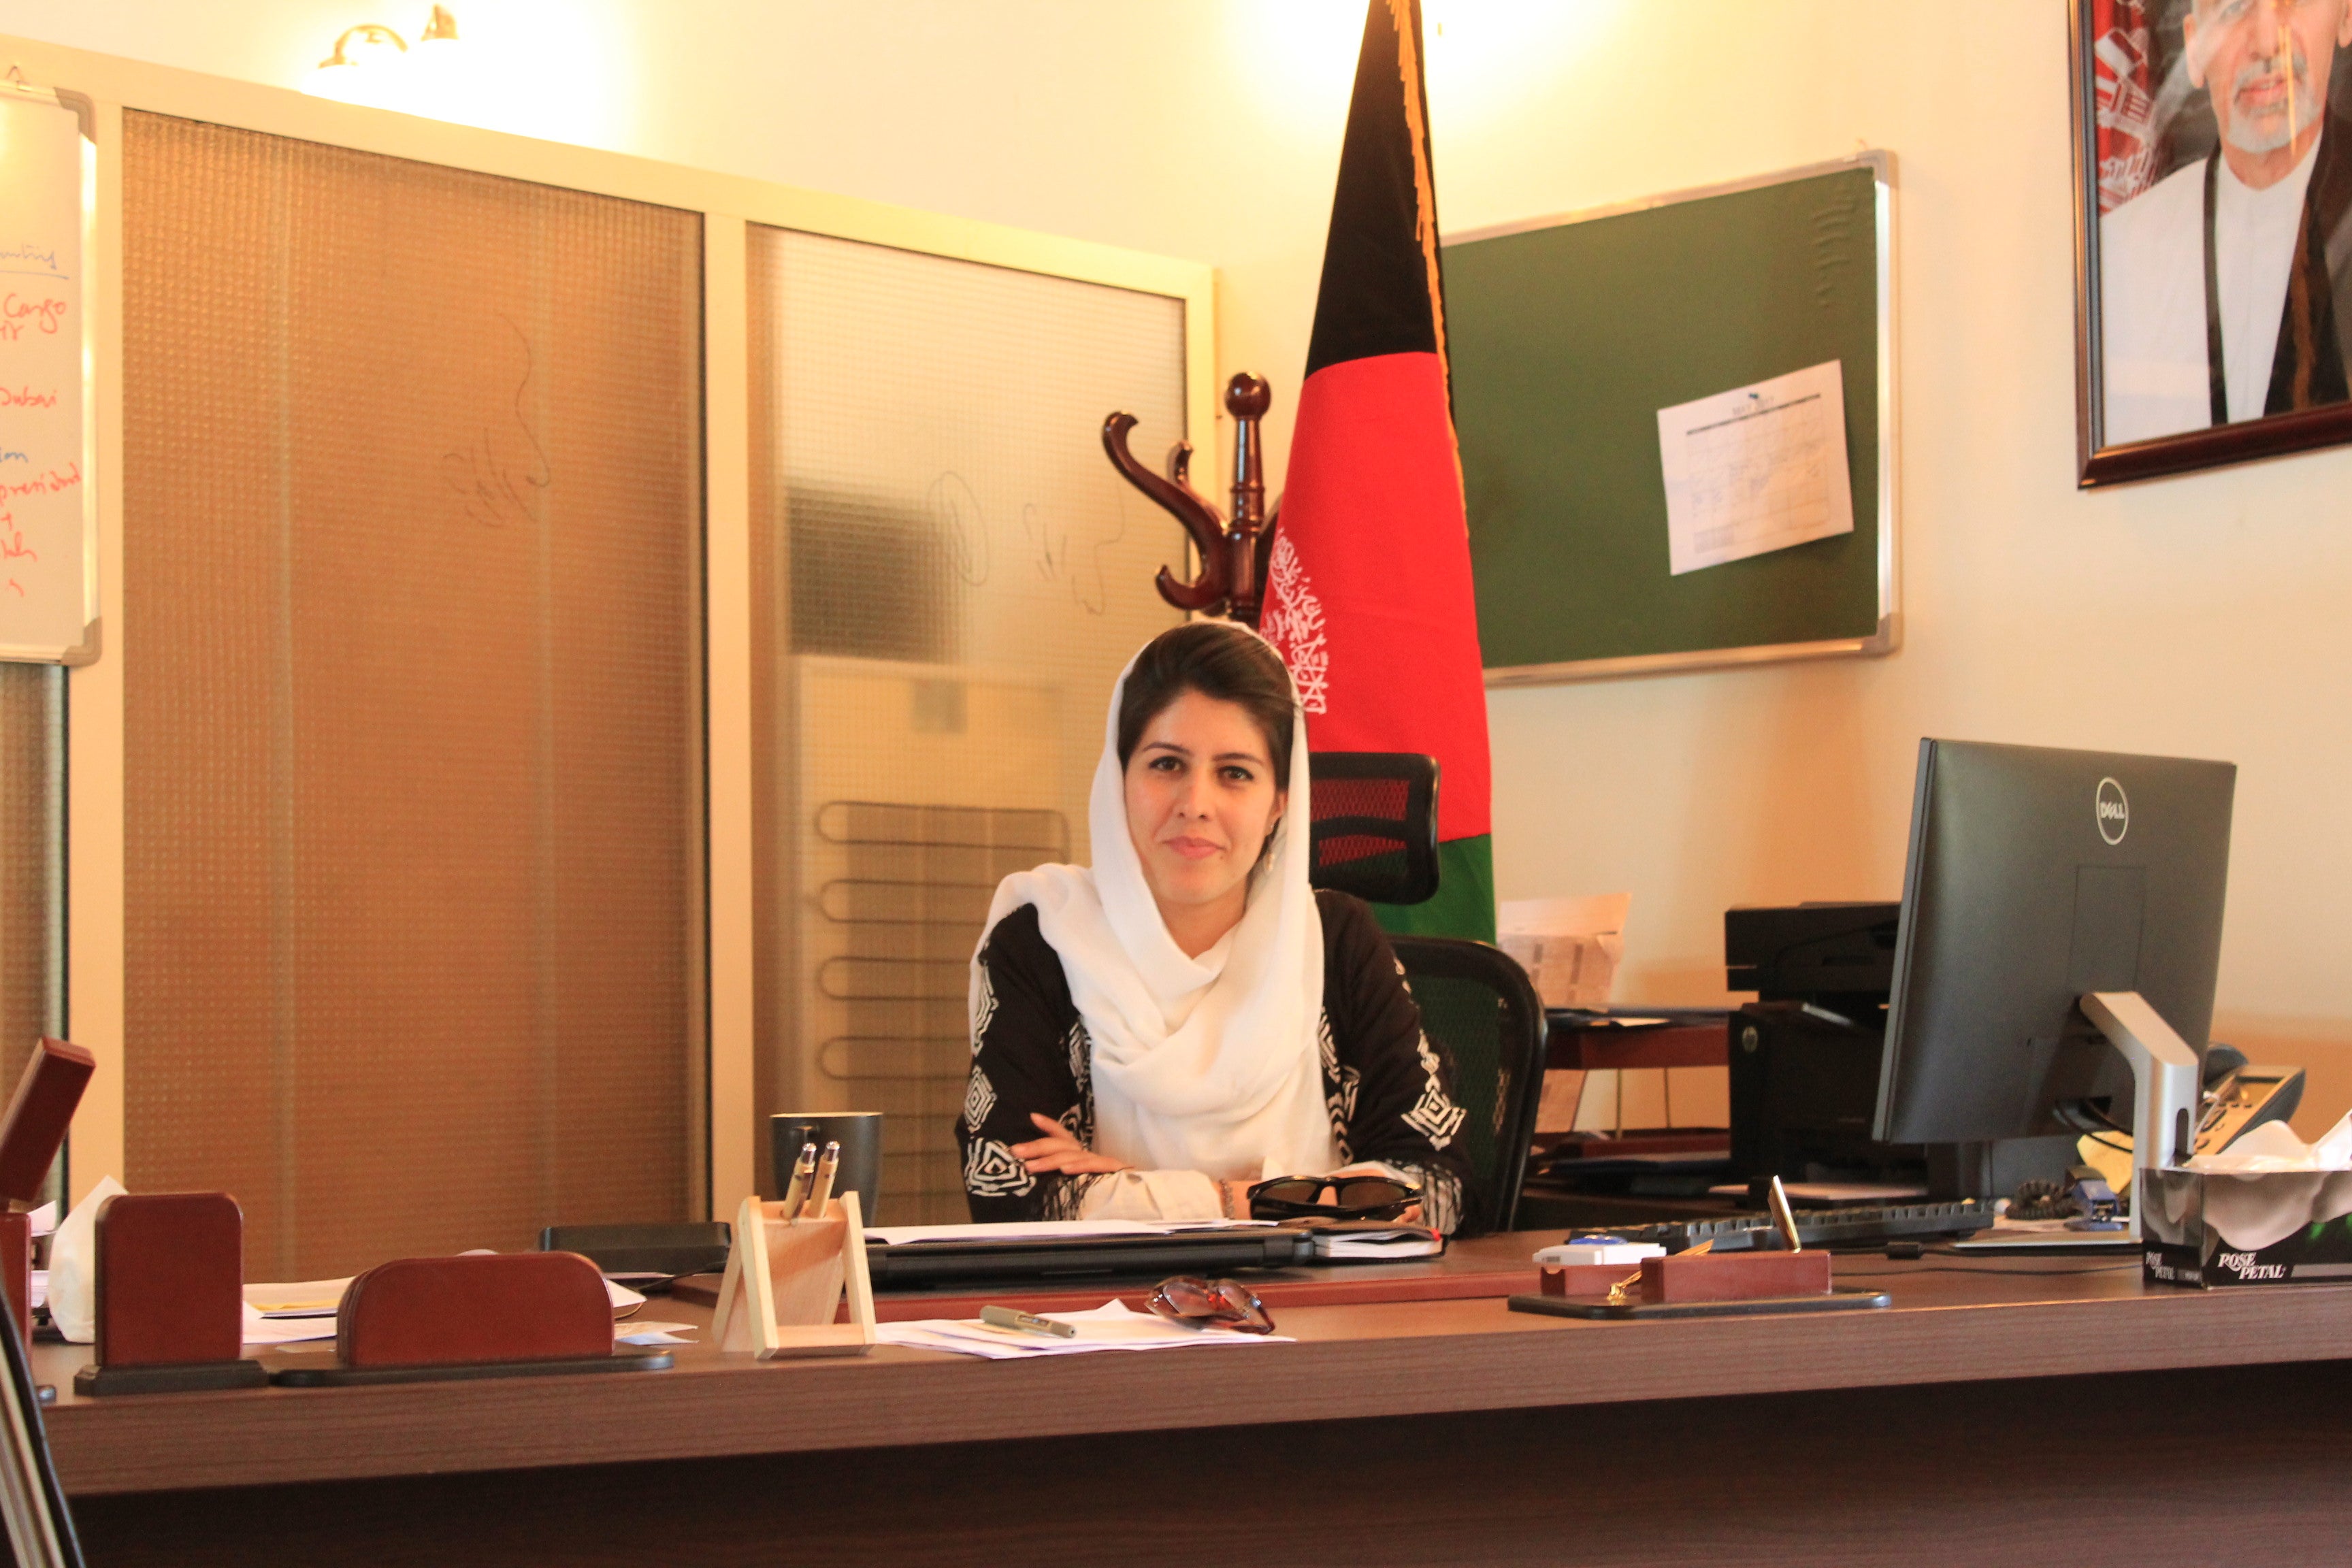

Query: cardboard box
(2141, 1166), (2352, 1287)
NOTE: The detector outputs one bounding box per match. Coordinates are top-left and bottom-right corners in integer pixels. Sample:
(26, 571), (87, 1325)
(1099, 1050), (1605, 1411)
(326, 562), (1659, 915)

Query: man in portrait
(2101, 0), (2352, 444)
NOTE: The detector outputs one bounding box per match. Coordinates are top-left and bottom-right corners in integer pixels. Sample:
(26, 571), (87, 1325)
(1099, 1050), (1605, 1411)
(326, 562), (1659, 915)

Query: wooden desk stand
(712, 1190), (876, 1359)
(0, 1212), (27, 1345)
(0, 1039), (96, 1205)
(74, 1192), (265, 1396)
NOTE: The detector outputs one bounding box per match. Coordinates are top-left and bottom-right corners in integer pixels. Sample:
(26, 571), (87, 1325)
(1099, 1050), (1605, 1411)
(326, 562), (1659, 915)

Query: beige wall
(10, 1), (2349, 1115)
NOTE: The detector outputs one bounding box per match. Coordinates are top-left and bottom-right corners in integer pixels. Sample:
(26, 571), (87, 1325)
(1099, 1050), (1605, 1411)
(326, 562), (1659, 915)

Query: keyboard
(1601, 1198), (1998, 1253)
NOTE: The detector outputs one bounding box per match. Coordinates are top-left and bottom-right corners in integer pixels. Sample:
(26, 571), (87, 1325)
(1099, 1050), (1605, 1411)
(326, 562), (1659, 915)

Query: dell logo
(2095, 777), (2129, 845)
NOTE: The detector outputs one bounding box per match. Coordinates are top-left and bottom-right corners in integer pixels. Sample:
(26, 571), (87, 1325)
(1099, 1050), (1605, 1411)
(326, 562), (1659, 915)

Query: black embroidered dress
(958, 888), (1475, 1232)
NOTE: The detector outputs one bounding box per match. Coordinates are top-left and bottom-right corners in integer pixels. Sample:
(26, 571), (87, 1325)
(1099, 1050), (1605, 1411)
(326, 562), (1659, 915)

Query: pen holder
(711, 1188), (876, 1360)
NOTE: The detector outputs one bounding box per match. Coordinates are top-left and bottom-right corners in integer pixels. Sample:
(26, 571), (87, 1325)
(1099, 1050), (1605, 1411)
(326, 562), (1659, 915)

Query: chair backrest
(1390, 936), (1548, 1238)
(540, 1222), (733, 1279)
(1305, 752), (1439, 907)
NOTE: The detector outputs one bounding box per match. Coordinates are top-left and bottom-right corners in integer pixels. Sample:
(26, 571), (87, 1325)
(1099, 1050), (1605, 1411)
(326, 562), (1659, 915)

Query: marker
(980, 1305), (1075, 1339)
(800, 1141), (840, 1219)
(780, 1141), (817, 1215)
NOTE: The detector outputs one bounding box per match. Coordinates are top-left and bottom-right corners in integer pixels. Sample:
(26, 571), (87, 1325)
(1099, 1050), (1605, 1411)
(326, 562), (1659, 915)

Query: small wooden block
(1640, 1250), (1833, 1303)
(0, 1038), (95, 1204)
(0, 1211), (27, 1345)
(340, 1252), (612, 1369)
(93, 1191), (246, 1368)
(1539, 1263), (1646, 1298)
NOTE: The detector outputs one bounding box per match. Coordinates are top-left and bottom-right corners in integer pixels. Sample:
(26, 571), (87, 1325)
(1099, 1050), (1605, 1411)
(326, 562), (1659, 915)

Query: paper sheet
(244, 1278), (353, 1318)
(242, 1303), (335, 1345)
(1657, 360), (1853, 576)
(1498, 894), (1629, 1009)
(615, 1320), (698, 1346)
(875, 1299), (1291, 1358)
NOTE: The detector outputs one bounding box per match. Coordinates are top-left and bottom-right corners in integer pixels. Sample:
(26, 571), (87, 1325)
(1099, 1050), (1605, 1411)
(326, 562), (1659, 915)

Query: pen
(980, 1304), (1076, 1339)
(780, 1141), (817, 1215)
(800, 1140), (840, 1219)
(1767, 1175), (1803, 1253)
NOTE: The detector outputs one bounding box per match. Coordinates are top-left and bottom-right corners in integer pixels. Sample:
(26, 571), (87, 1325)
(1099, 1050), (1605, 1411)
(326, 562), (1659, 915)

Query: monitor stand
(1946, 990), (2201, 1253)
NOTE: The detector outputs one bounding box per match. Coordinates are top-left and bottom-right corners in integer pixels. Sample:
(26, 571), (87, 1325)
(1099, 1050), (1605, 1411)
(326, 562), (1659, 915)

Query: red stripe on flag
(1270, 350), (1490, 842)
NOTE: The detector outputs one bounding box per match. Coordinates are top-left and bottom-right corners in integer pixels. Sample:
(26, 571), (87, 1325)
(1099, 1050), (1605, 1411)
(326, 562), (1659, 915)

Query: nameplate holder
(712, 1189), (876, 1359)
(270, 1252), (670, 1386)
(1639, 1248), (1834, 1303)
(74, 1191), (265, 1396)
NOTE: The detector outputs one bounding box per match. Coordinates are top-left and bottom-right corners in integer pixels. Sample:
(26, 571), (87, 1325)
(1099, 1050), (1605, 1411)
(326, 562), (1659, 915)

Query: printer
(1723, 902), (1916, 1189)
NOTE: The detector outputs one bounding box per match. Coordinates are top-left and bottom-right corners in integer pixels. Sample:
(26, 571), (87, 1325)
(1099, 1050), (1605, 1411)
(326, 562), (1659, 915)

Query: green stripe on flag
(1371, 834), (1494, 944)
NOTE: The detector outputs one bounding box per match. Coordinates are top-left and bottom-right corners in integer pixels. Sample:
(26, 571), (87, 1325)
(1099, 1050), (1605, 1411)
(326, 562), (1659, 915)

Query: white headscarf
(970, 627), (1338, 1183)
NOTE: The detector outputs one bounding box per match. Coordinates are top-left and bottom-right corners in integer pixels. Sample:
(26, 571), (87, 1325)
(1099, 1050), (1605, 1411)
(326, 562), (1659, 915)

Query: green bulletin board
(1445, 154), (1897, 683)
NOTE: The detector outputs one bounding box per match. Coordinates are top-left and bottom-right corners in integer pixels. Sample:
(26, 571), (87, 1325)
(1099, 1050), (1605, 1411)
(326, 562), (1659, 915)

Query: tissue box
(2140, 1166), (2352, 1287)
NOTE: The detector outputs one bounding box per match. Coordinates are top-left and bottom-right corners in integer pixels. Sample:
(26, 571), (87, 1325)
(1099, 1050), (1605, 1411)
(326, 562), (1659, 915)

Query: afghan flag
(1258, 0), (1494, 943)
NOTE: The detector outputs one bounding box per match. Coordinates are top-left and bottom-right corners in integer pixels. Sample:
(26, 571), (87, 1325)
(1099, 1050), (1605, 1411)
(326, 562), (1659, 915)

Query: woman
(958, 620), (1472, 1232)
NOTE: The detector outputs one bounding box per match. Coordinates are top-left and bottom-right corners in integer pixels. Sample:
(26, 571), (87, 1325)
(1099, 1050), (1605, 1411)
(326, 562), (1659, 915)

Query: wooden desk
(38, 1233), (2352, 1566)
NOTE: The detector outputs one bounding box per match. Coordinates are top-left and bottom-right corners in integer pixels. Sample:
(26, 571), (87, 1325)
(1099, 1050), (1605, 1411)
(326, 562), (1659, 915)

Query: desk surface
(36, 1231), (2352, 1499)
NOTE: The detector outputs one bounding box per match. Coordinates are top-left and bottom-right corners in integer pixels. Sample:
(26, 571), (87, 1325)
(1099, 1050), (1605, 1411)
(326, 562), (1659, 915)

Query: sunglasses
(1245, 1175), (1420, 1221)
(1144, 1275), (1276, 1335)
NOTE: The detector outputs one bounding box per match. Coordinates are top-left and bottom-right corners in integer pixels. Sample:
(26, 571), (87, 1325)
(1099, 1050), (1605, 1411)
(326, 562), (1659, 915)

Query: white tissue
(2172, 1113), (2352, 1252)
(46, 1175), (126, 1344)
(2183, 1112), (2352, 1174)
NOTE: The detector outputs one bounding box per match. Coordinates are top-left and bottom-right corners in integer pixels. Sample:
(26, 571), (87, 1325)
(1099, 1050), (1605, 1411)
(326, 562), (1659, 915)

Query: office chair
(1305, 753), (1546, 1237)
(539, 1223), (732, 1279)
(1304, 751), (1439, 906)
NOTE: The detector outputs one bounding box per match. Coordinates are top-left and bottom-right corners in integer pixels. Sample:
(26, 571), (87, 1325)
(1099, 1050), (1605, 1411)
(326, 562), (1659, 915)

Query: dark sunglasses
(1145, 1275), (1275, 1335)
(1245, 1175), (1420, 1221)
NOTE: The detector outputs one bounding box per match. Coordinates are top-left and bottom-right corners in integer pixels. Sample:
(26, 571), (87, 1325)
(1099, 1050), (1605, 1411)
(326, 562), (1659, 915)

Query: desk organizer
(712, 1190), (877, 1358)
(270, 1250), (671, 1387)
(1539, 1248), (1831, 1303)
(1516, 1247), (1886, 1321)
(75, 1192), (266, 1395)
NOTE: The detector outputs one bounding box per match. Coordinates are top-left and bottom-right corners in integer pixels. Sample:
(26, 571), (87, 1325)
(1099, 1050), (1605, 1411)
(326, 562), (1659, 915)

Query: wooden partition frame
(0, 33), (1218, 1219)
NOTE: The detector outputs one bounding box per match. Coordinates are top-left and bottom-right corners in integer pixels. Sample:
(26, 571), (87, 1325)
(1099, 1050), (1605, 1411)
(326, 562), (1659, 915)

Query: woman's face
(1124, 689), (1286, 924)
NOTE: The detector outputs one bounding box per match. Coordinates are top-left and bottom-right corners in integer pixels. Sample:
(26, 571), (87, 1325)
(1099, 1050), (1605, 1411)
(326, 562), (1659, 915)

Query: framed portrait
(2074, 0), (2352, 485)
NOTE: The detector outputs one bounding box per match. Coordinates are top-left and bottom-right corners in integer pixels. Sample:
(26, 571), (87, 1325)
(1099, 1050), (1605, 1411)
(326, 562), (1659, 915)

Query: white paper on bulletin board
(1656, 359), (1853, 578)
(0, 84), (99, 664)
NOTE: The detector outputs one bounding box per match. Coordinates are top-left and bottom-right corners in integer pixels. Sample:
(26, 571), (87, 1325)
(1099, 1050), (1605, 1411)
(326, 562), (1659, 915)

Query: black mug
(770, 1113), (884, 1225)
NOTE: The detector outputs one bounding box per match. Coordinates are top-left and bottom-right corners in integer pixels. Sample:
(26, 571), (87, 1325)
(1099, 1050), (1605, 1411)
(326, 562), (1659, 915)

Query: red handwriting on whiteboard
(0, 502), (32, 566)
(1, 295), (68, 335)
(0, 387), (59, 408)
(0, 463), (79, 498)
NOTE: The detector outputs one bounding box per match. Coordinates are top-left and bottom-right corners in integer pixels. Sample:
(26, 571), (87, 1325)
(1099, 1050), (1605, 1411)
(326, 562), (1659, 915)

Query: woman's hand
(1013, 1113), (1132, 1175)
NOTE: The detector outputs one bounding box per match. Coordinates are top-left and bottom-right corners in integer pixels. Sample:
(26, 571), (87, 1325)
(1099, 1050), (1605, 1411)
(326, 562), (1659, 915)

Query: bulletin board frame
(1446, 152), (1901, 687)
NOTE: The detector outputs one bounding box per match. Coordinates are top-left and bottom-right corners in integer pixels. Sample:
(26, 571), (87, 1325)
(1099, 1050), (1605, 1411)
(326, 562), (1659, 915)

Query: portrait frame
(2072, 0), (2352, 486)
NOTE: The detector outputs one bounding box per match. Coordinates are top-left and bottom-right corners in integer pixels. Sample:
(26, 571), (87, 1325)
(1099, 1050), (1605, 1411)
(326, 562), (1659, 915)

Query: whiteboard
(0, 85), (97, 665)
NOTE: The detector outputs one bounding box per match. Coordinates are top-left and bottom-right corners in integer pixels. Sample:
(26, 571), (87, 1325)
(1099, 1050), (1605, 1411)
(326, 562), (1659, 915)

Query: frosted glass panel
(749, 227), (1186, 1220)
(0, 664), (62, 1200)
(121, 113), (704, 1279)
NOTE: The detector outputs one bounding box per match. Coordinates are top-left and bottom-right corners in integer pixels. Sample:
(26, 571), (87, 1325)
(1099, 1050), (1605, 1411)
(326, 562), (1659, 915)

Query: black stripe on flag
(1303, 0), (1441, 378)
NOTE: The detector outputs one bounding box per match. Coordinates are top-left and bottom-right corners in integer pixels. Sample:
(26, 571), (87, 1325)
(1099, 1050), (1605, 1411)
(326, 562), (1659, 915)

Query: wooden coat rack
(1103, 372), (1279, 625)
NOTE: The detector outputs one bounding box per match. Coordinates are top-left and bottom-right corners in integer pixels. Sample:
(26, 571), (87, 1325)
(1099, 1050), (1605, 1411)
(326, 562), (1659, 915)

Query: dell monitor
(1874, 740), (2234, 1210)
